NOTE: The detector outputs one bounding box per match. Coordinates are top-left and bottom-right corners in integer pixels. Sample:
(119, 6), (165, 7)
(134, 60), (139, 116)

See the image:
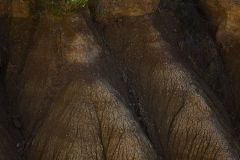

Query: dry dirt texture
(0, 0), (240, 160)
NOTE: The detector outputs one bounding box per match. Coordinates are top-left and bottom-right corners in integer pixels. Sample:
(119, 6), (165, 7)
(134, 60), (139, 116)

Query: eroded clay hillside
(0, 0), (240, 159)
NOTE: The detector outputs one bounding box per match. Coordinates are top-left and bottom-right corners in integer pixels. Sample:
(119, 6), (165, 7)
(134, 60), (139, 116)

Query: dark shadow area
(152, 0), (237, 141)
